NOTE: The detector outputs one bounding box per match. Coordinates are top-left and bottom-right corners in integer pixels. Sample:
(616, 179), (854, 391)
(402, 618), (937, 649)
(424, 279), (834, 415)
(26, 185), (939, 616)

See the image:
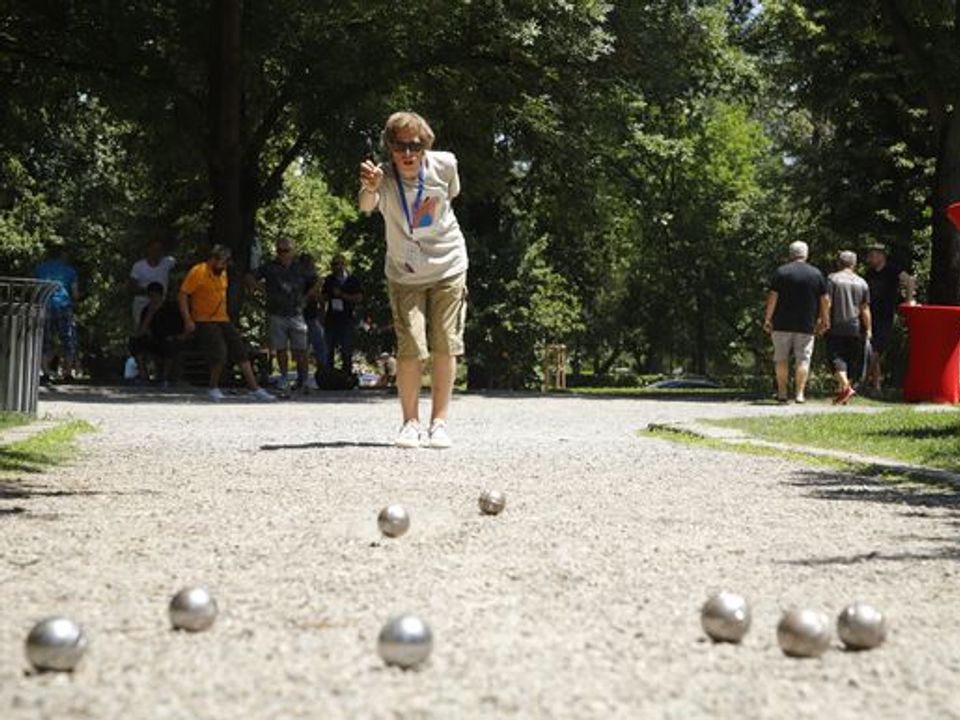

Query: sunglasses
(391, 141), (424, 154)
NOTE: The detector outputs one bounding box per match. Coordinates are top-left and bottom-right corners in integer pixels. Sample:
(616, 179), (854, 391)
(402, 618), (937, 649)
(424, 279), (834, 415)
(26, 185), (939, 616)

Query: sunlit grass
(707, 408), (960, 472)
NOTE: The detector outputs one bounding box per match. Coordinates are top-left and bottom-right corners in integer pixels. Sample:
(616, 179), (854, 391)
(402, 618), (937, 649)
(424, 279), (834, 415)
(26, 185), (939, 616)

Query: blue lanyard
(394, 164), (424, 235)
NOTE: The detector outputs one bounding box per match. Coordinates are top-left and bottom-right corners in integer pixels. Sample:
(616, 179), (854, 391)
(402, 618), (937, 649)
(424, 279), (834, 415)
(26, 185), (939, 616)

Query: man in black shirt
(763, 241), (831, 403)
(247, 239), (317, 392)
(322, 255), (363, 373)
(864, 243), (916, 391)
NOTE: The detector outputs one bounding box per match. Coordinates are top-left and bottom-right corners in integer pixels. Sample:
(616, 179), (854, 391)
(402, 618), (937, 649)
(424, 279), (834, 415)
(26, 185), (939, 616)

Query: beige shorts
(772, 331), (815, 368)
(388, 273), (467, 360)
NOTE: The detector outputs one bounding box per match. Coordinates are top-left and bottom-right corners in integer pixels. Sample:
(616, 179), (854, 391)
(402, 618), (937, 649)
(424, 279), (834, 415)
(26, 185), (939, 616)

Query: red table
(900, 304), (960, 403)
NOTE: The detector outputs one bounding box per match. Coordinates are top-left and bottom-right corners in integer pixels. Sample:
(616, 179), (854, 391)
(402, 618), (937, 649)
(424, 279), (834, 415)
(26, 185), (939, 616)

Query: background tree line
(2, 0), (958, 388)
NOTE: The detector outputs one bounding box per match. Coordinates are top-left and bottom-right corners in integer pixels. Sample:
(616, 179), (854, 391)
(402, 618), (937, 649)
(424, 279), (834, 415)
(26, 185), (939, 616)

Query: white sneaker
(249, 388), (278, 402)
(428, 420), (452, 449)
(394, 421), (421, 449)
(207, 388), (225, 402)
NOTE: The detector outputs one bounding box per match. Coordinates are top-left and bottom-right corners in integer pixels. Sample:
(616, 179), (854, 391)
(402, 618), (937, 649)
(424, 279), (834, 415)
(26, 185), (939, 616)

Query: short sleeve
(447, 155), (461, 200)
(818, 271), (828, 295)
(129, 261), (141, 281)
(180, 265), (202, 295)
(769, 270), (781, 293)
(165, 256), (176, 270)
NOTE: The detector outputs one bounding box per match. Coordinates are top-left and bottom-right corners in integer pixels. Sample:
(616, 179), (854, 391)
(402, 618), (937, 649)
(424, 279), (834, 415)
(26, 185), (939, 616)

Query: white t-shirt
(130, 256), (176, 293)
(376, 151), (468, 285)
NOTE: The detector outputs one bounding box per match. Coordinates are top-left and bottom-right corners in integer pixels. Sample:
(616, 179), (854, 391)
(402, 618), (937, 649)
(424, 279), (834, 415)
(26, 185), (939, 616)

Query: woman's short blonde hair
(383, 111), (435, 151)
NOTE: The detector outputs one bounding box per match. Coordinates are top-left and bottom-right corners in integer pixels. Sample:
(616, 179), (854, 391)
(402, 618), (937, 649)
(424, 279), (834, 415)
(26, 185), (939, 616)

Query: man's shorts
(194, 322), (249, 367)
(826, 334), (863, 375)
(44, 307), (77, 360)
(771, 331), (815, 368)
(388, 273), (467, 361)
(268, 314), (308, 352)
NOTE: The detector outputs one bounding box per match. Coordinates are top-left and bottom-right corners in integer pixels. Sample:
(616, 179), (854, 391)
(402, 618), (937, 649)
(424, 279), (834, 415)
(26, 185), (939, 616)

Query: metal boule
(777, 608), (832, 658)
(169, 587), (218, 632)
(25, 616), (87, 672)
(701, 591), (751, 643)
(377, 613), (433, 669)
(837, 602), (887, 651)
(378, 504), (410, 538)
(478, 490), (506, 516)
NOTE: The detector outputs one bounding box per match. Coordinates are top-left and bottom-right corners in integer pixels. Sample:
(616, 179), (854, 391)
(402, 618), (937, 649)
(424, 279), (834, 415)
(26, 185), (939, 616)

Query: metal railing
(1, 277), (59, 414)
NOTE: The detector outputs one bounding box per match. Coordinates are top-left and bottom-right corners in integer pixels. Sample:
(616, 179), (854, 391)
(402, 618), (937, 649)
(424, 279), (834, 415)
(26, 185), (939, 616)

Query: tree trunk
(693, 291), (707, 375)
(209, 0), (245, 316)
(929, 106), (960, 305)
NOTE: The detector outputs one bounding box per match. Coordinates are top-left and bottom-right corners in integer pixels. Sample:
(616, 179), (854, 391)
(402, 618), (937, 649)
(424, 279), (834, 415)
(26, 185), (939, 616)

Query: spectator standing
(34, 247), (79, 382)
(129, 281), (185, 385)
(864, 243), (916, 392)
(299, 252), (326, 385)
(763, 241), (830, 404)
(178, 245), (276, 402)
(322, 255), (363, 373)
(359, 111), (468, 448)
(129, 239), (175, 328)
(246, 239), (316, 393)
(826, 251), (872, 405)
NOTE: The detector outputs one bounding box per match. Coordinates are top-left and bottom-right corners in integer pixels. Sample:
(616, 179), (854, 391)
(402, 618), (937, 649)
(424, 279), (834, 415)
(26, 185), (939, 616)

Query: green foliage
(2, 0), (951, 385)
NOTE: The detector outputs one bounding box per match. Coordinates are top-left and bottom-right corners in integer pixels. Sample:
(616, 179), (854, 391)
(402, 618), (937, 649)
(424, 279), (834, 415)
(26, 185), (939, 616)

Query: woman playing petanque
(359, 111), (468, 449)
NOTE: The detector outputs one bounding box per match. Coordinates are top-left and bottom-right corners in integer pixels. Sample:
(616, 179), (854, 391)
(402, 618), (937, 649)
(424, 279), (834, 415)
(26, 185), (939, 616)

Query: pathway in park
(2, 390), (959, 719)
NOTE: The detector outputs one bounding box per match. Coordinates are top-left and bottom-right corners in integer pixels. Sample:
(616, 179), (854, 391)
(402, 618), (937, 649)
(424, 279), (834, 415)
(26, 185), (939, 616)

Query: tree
(751, 1), (960, 303)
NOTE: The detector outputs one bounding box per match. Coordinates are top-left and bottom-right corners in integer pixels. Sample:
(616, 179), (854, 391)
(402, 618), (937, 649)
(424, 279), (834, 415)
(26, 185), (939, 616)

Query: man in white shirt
(129, 239), (176, 328)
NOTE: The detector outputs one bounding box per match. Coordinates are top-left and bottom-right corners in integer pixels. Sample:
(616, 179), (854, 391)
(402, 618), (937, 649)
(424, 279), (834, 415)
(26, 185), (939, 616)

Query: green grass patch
(706, 408), (960, 472)
(644, 425), (960, 488)
(0, 420), (96, 476)
(644, 425), (854, 470)
(0, 412), (32, 432)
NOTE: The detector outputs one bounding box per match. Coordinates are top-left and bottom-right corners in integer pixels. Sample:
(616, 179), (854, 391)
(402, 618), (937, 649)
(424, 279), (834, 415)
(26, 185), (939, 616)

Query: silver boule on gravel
(478, 489), (506, 516)
(25, 616), (87, 672)
(378, 504), (410, 538)
(169, 587), (218, 632)
(837, 602), (887, 651)
(701, 591), (751, 643)
(777, 608), (832, 658)
(377, 613), (433, 669)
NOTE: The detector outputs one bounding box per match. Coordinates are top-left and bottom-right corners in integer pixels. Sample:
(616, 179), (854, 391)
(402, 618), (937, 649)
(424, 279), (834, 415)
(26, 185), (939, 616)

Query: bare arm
(178, 291), (195, 334)
(860, 302), (873, 337)
(763, 291), (778, 333)
(816, 294), (831, 335)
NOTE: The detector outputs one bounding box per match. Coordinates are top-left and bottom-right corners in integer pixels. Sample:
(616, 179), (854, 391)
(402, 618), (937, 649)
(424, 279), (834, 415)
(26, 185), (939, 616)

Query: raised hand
(360, 160), (384, 193)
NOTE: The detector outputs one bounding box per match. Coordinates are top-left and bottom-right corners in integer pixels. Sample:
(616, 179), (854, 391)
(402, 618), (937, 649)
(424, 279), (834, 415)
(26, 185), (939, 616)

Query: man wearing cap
(179, 245), (276, 402)
(826, 251), (872, 405)
(763, 241), (831, 403)
(864, 243), (916, 392)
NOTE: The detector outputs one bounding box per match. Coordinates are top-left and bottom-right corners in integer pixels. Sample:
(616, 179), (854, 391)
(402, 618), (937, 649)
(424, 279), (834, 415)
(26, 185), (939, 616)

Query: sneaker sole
(394, 440), (422, 449)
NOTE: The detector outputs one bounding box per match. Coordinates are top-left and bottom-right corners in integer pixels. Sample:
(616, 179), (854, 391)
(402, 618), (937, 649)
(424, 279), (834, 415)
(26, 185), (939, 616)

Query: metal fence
(1, 277), (58, 414)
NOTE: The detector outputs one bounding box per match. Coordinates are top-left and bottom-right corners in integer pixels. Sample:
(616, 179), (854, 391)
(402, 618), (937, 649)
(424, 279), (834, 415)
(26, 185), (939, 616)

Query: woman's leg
(430, 354), (456, 423)
(397, 357), (422, 423)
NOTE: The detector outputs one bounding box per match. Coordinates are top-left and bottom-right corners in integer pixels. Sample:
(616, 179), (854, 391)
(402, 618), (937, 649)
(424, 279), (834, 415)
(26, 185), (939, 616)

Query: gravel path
(2, 389), (959, 719)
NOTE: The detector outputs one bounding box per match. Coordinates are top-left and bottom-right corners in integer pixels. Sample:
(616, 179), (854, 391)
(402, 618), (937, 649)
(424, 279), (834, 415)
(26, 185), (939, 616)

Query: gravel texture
(2, 388), (959, 719)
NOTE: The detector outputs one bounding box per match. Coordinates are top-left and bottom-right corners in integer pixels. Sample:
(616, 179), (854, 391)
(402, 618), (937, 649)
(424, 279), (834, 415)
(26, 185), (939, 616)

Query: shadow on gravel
(783, 467), (960, 564)
(260, 440), (394, 451)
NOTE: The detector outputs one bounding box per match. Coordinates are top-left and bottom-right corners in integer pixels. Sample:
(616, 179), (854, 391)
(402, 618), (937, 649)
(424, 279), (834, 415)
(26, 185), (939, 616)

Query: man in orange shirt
(179, 245), (276, 402)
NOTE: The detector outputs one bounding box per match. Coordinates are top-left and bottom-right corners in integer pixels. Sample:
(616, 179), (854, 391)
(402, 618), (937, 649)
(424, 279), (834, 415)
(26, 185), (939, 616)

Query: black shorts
(826, 335), (863, 375)
(194, 322), (249, 366)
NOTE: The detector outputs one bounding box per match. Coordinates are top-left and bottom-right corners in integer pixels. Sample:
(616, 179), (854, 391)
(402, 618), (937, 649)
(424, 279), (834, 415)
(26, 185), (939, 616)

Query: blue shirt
(34, 259), (78, 310)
